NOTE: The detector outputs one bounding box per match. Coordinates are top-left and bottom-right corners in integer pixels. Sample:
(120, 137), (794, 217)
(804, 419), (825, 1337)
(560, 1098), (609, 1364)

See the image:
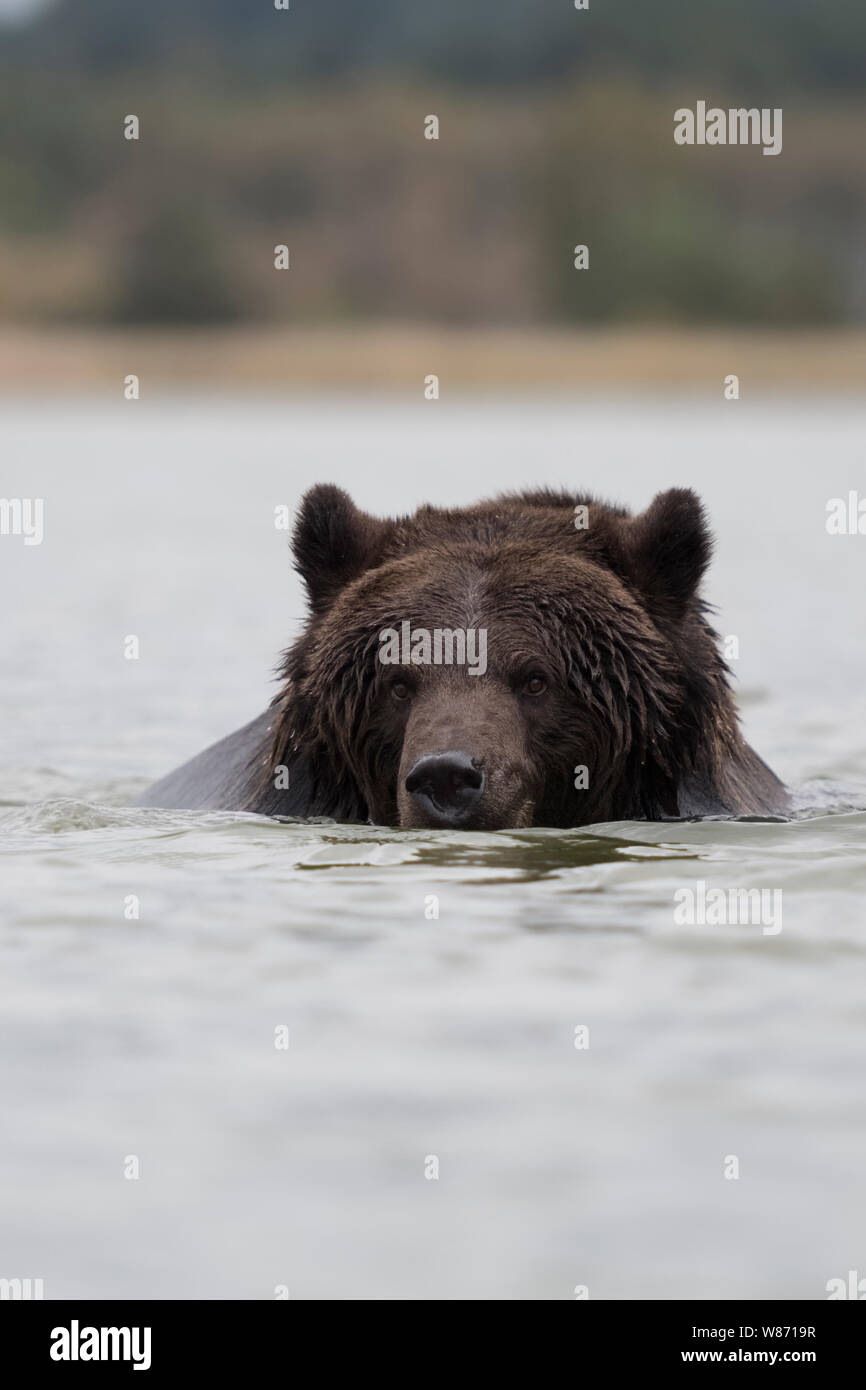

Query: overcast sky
(0, 0), (54, 21)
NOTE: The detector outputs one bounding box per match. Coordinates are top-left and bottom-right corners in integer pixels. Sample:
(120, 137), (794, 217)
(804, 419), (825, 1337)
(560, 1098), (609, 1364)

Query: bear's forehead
(325, 544), (642, 639)
(364, 543), (623, 603)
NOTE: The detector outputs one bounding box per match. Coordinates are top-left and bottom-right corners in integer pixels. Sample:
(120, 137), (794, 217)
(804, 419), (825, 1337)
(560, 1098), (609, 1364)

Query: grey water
(1, 394), (864, 1300)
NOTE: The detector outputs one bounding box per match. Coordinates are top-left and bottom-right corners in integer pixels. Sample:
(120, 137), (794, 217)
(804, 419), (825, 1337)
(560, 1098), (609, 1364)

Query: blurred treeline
(1, 0), (864, 326)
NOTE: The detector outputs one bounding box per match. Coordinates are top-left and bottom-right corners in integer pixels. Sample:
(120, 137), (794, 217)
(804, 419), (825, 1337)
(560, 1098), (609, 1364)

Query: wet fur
(193, 485), (788, 827)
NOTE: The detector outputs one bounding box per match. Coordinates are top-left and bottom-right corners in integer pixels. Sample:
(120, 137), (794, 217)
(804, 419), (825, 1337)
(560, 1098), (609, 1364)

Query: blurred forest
(1, 0), (864, 326)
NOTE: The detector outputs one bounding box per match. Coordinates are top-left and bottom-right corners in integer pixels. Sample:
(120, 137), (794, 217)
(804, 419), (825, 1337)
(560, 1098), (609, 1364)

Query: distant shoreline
(1, 325), (864, 393)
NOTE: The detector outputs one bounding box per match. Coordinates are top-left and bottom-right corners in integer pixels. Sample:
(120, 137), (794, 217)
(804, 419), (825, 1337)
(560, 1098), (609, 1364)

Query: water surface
(1, 395), (864, 1298)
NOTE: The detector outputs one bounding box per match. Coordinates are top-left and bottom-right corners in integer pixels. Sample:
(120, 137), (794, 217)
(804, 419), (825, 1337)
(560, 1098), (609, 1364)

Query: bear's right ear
(292, 484), (393, 615)
(625, 488), (713, 621)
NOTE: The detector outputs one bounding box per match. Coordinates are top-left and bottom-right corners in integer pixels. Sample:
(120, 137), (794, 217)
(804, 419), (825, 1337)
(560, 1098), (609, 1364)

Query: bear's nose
(405, 752), (485, 825)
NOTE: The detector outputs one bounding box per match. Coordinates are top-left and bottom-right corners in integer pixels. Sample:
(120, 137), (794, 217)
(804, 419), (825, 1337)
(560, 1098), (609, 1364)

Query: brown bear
(135, 485), (787, 828)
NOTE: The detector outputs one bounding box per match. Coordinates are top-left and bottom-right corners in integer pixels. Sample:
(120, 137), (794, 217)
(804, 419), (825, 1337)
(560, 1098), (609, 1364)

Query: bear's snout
(394, 684), (536, 830)
(404, 751), (485, 827)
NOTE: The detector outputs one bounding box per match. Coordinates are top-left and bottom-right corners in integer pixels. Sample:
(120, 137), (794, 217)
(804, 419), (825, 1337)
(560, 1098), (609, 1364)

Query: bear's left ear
(293, 484), (395, 615)
(625, 488), (712, 620)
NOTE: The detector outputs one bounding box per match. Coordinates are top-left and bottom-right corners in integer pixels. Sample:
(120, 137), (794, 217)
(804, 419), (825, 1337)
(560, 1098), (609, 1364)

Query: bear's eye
(523, 673), (548, 697)
(391, 680), (412, 702)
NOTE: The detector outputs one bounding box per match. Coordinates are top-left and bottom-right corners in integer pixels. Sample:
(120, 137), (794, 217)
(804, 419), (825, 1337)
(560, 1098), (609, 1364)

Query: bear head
(258, 484), (764, 829)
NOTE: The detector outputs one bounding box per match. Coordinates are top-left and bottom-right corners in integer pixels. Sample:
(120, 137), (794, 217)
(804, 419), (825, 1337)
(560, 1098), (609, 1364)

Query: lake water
(1, 394), (864, 1300)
